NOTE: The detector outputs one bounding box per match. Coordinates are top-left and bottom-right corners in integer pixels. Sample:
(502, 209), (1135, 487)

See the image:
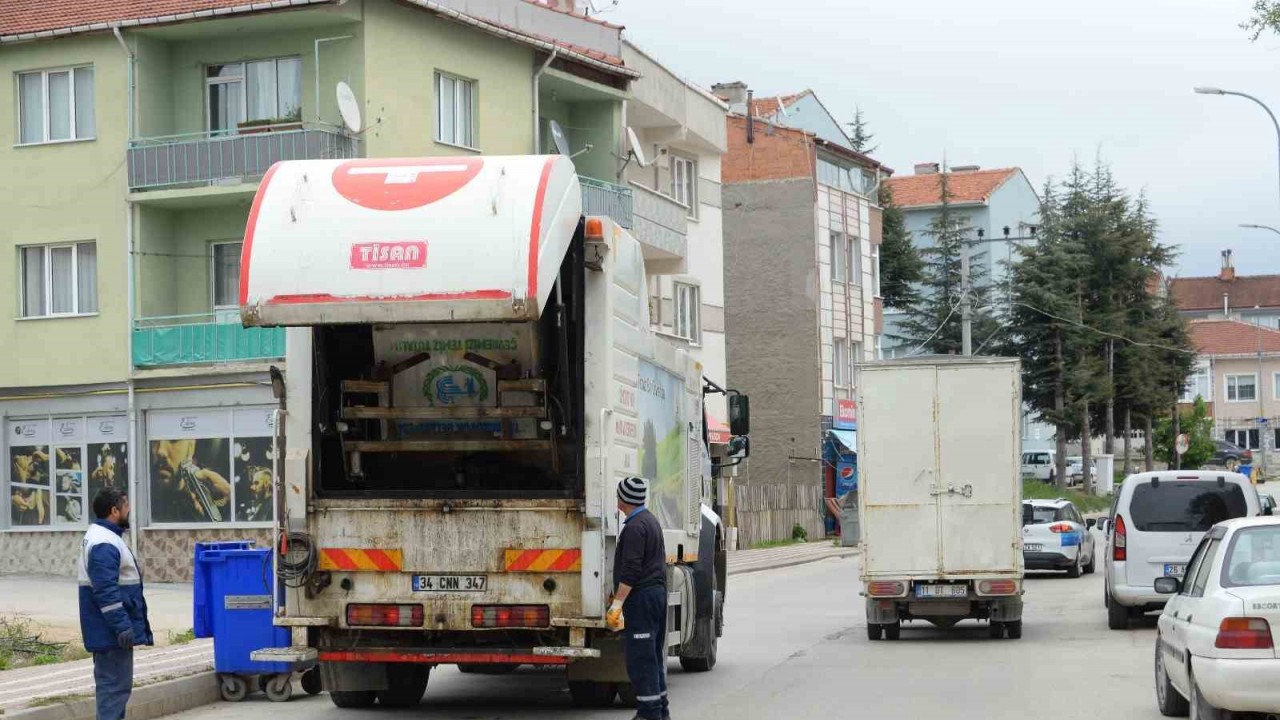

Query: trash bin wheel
(301, 668), (322, 695)
(219, 674), (249, 702)
(264, 674), (293, 702)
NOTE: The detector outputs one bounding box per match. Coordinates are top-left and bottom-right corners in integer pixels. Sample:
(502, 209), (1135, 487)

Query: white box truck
(237, 156), (747, 707)
(857, 357), (1025, 640)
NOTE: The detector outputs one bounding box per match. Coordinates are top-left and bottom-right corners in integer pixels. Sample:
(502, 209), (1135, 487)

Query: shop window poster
(88, 443), (128, 503)
(55, 447), (84, 523)
(150, 438), (232, 523)
(234, 437), (275, 522)
(10, 444), (50, 526)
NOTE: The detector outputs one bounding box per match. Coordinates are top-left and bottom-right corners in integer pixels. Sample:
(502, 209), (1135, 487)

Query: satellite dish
(549, 119), (571, 156)
(626, 127), (648, 167)
(336, 81), (362, 133)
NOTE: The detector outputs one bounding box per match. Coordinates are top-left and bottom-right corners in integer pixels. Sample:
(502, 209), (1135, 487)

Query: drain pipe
(532, 48), (559, 153)
(113, 25), (140, 551)
(111, 26), (134, 138)
(314, 36), (355, 124)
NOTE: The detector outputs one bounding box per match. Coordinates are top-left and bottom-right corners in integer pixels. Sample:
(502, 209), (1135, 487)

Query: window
(673, 282), (701, 344)
(1190, 538), (1222, 597)
(435, 71), (476, 149)
(851, 341), (863, 366)
(871, 244), (881, 296)
(1226, 374), (1257, 402)
(212, 242), (243, 309)
(1181, 362), (1212, 403)
(849, 235), (863, 283)
(670, 155), (697, 211)
(205, 58), (302, 134)
(830, 232), (849, 283)
(147, 408), (276, 525)
(817, 158), (875, 195)
(833, 339), (849, 386)
(1221, 526), (1280, 587)
(20, 242), (97, 317)
(17, 66), (95, 144)
(1180, 538), (1212, 596)
(1275, 372), (1280, 400)
(1225, 428), (1260, 451)
(6, 416), (129, 529)
(1128, 481), (1248, 532)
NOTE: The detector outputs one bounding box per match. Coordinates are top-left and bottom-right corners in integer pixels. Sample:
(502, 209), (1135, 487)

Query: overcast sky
(606, 0), (1280, 279)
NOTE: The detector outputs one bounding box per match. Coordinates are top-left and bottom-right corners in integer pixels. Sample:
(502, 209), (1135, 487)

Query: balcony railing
(132, 314), (285, 367)
(580, 176), (633, 229)
(630, 183), (689, 259)
(128, 124), (358, 191)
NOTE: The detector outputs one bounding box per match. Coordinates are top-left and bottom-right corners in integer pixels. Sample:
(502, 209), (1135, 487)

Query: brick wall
(722, 116), (815, 184)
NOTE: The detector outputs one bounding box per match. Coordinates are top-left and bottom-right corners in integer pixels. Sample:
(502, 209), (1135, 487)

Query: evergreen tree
(878, 184), (923, 309)
(847, 107), (877, 154)
(893, 172), (1000, 355)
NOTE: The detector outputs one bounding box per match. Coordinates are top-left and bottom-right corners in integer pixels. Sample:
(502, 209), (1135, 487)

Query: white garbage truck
(856, 357), (1025, 640)
(238, 155), (747, 707)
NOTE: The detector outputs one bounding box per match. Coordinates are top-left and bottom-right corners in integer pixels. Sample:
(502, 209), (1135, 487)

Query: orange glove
(606, 599), (625, 632)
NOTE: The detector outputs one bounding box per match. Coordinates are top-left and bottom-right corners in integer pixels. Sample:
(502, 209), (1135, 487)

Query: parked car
(1064, 456), (1096, 486)
(1262, 493), (1277, 517)
(1021, 450), (1057, 483)
(1104, 470), (1262, 630)
(1153, 516), (1280, 717)
(1209, 439), (1252, 472)
(1022, 499), (1097, 577)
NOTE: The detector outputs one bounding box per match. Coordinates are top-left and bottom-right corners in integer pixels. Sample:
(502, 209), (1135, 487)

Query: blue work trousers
(92, 647), (133, 720)
(623, 584), (669, 720)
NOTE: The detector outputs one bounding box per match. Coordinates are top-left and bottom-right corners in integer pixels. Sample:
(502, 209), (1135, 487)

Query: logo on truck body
(350, 242), (428, 269)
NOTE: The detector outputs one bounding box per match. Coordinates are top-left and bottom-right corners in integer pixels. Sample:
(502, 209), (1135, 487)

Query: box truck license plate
(412, 574), (488, 592)
(915, 584), (968, 599)
(1163, 564), (1187, 578)
(1023, 544), (1043, 552)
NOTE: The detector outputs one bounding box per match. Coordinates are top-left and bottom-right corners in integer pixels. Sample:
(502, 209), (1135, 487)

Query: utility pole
(961, 247), (972, 356)
(1258, 308), (1269, 480)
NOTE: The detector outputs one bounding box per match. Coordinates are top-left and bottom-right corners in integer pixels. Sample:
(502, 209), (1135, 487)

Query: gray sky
(607, 0), (1280, 279)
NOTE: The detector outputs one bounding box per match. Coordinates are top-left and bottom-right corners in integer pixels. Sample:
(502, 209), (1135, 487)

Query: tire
(328, 690), (377, 709)
(1084, 551), (1097, 575)
(218, 675), (249, 703)
(679, 617), (718, 672)
(568, 680), (617, 707)
(1067, 554), (1082, 579)
(867, 623), (883, 641)
(375, 664), (429, 708)
(1005, 620), (1023, 640)
(1189, 670), (1223, 720)
(988, 622), (1005, 639)
(1155, 639), (1190, 717)
(1108, 594), (1130, 630)
(457, 663), (519, 675)
(617, 683), (637, 706)
(883, 622), (901, 640)
(301, 668), (322, 696)
(264, 675), (293, 703)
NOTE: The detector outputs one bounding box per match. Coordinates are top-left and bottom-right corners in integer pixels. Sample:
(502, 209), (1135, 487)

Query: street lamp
(1240, 223), (1280, 237)
(1196, 86), (1280, 207)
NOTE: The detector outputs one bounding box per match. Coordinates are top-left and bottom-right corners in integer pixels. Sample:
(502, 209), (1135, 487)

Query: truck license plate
(412, 574), (488, 592)
(1024, 544), (1043, 552)
(915, 584), (967, 599)
(1163, 564), (1187, 578)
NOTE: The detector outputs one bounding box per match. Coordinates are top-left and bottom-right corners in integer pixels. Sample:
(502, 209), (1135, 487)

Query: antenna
(549, 119), (572, 156)
(336, 81), (362, 134)
(627, 127), (648, 167)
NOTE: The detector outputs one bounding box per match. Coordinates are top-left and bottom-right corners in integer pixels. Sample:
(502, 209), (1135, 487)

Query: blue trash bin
(193, 544), (292, 701)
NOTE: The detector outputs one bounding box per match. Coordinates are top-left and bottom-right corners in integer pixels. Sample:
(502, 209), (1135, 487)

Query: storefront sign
(834, 399), (857, 430)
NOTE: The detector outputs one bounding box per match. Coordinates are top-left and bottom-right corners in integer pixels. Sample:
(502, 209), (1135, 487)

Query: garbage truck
(856, 357), (1025, 640)
(238, 155), (747, 708)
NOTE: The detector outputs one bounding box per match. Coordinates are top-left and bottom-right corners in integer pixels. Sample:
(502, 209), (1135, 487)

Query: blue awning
(829, 429), (857, 455)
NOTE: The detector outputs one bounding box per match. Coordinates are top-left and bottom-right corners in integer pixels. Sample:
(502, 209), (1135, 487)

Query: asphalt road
(167, 535), (1163, 720)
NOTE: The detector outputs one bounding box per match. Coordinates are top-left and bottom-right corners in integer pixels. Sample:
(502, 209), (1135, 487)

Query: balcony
(580, 177), (633, 229)
(630, 183), (688, 261)
(128, 124), (358, 192)
(132, 314), (285, 368)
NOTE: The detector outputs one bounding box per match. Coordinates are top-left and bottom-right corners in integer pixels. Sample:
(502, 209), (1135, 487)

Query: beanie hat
(617, 476), (648, 506)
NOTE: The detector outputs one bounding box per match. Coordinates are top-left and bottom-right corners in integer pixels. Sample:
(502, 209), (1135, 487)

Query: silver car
(1021, 498), (1097, 578)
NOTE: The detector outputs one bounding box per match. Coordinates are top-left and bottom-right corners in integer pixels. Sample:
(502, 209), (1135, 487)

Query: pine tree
(893, 172), (1000, 355)
(878, 184), (923, 309)
(847, 107), (877, 154)
(1242, 1), (1280, 39)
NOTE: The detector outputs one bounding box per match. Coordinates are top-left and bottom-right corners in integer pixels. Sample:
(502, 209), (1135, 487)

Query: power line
(1011, 301), (1196, 355)
(906, 288), (968, 357)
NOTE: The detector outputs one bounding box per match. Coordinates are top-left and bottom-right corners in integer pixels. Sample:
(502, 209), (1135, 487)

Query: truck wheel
(568, 680), (617, 707)
(329, 691), (376, 709)
(883, 622), (901, 640)
(679, 618), (718, 672)
(867, 624), (883, 641)
(300, 668), (322, 696)
(988, 622), (1005, 639)
(1108, 595), (1130, 630)
(1005, 621), (1023, 640)
(376, 665), (429, 707)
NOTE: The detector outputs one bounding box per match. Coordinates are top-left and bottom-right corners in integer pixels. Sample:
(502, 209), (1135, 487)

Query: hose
(277, 531), (317, 588)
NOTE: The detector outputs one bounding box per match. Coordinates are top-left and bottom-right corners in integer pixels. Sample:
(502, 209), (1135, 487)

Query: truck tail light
(1049, 523), (1074, 534)
(867, 581), (906, 597)
(471, 605), (550, 628)
(1215, 618), (1273, 650)
(1113, 515), (1127, 562)
(346, 603), (423, 627)
(977, 579), (1019, 596)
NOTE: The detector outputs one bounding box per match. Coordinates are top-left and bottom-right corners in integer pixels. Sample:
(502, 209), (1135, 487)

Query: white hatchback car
(1104, 471), (1262, 630)
(1022, 499), (1097, 577)
(1154, 516), (1280, 718)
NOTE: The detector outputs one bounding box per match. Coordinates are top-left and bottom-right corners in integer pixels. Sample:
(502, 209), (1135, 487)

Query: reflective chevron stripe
(503, 549), (582, 572)
(318, 548), (403, 572)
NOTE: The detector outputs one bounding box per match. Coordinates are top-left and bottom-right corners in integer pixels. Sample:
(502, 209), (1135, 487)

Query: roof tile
(0, 0), (271, 37)
(883, 168), (1018, 207)
(1170, 275), (1280, 312)
(1189, 319), (1280, 355)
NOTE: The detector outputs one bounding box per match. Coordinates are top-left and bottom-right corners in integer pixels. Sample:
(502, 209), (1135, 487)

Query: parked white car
(1022, 499), (1097, 577)
(1065, 456), (1095, 485)
(1021, 450), (1057, 483)
(1104, 471), (1262, 630)
(1154, 516), (1280, 718)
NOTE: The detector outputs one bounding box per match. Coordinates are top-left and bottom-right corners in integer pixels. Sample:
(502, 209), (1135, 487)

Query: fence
(731, 482), (825, 549)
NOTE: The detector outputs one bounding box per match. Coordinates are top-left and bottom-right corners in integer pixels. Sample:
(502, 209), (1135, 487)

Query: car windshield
(1022, 505), (1058, 525)
(1222, 526), (1280, 587)
(1129, 481), (1249, 532)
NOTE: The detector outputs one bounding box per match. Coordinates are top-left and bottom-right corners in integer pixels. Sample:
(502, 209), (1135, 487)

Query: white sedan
(1154, 516), (1280, 718)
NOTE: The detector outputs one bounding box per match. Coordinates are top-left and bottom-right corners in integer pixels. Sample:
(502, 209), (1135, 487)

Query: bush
(1153, 397), (1215, 469)
(791, 523), (808, 542)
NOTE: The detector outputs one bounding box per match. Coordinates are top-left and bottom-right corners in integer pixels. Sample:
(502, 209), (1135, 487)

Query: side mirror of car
(1086, 518), (1097, 529)
(1154, 577), (1180, 595)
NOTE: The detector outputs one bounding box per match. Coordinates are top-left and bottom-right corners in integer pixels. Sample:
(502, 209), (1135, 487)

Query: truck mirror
(729, 394), (750, 437)
(728, 435), (750, 459)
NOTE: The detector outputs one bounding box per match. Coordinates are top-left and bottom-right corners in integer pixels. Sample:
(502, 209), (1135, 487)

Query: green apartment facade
(0, 0), (636, 579)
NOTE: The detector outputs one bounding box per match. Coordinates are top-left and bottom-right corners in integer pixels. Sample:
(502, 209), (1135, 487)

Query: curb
(6, 672), (219, 720)
(727, 548), (859, 577)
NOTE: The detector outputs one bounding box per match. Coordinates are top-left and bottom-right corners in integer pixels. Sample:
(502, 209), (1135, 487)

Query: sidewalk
(727, 540), (859, 576)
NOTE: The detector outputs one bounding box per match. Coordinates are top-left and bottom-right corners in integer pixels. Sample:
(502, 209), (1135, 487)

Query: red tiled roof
(0, 0), (298, 38)
(1189, 319), (1280, 355)
(748, 91), (810, 120)
(521, 0), (622, 30)
(883, 168), (1018, 207)
(1170, 274), (1280, 312)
